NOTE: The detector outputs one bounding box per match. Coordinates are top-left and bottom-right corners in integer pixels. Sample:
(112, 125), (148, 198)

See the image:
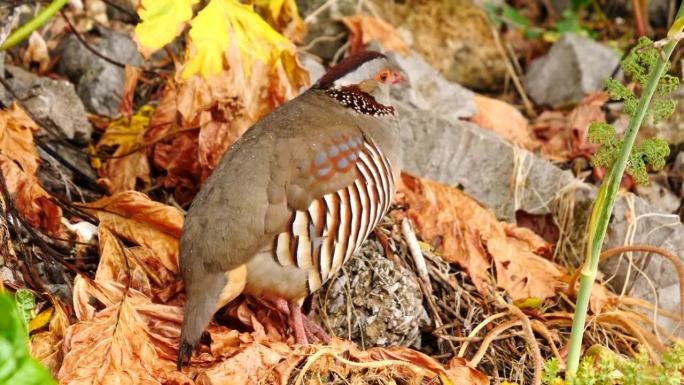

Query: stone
(54, 29), (143, 117)
(298, 53), (326, 90)
(525, 33), (621, 107)
(634, 172), (680, 213)
(315, 240), (429, 348)
(1, 65), (92, 143)
(0, 5), (21, 79)
(385, 0), (508, 91)
(384, 49), (477, 121)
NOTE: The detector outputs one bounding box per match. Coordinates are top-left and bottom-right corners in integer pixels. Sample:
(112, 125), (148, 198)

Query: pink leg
(302, 315), (331, 343)
(287, 300), (309, 345)
(264, 296), (330, 344)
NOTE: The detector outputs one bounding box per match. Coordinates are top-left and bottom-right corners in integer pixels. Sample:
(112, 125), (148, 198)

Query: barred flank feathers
(273, 140), (395, 293)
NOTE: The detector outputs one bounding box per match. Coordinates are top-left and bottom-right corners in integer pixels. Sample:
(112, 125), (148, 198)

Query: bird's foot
(176, 340), (196, 370)
(265, 297), (330, 345)
(302, 313), (331, 344)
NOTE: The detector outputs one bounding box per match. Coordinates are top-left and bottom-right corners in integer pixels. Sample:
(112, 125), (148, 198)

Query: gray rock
(385, 49), (477, 121)
(526, 33), (620, 107)
(55, 30), (143, 117)
(298, 53), (326, 90)
(634, 172), (680, 213)
(1, 65), (92, 143)
(0, 5), (21, 86)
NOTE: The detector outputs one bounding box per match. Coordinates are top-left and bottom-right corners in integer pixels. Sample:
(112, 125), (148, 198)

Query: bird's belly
(244, 252), (309, 300)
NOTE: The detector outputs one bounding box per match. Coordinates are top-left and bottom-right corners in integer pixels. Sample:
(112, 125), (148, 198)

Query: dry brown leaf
(195, 340), (293, 385)
(532, 110), (569, 161)
(144, 83), (178, 146)
(153, 132), (203, 206)
(568, 92), (609, 159)
(0, 154), (63, 235)
(83, 191), (184, 274)
(23, 31), (50, 73)
(31, 297), (70, 376)
(470, 95), (540, 151)
(398, 172), (562, 300)
(0, 104), (63, 235)
(97, 228), (155, 296)
(368, 348), (488, 385)
(120, 65), (143, 120)
(532, 92), (609, 161)
(60, 277), (187, 385)
(446, 356), (490, 385)
(0, 102), (41, 175)
(253, 0), (308, 43)
(342, 15), (410, 55)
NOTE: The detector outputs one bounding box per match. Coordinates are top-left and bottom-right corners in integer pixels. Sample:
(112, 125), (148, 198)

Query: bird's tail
(177, 270), (226, 369)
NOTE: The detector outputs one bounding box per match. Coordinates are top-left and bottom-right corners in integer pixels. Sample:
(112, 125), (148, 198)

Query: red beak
(392, 70), (407, 84)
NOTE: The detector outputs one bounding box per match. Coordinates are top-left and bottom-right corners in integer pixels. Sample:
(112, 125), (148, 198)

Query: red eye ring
(376, 70), (391, 83)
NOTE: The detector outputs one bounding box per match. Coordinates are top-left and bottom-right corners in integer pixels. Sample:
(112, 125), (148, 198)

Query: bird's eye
(376, 70), (391, 83)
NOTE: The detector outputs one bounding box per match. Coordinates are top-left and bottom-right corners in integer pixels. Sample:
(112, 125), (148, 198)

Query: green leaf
(588, 122), (616, 144)
(502, 5), (530, 29)
(640, 137), (670, 170)
(556, 10), (583, 34)
(649, 99), (677, 123)
(542, 358), (561, 384)
(13, 289), (35, 329)
(0, 293), (56, 385)
(483, 1), (502, 27)
(4, 358), (56, 385)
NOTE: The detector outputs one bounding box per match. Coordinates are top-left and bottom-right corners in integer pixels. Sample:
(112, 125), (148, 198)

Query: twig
(531, 320), (564, 363)
(504, 302), (543, 385)
(294, 346), (440, 385)
(0, 162), (83, 277)
(468, 319), (521, 367)
(298, 33), (346, 53)
(457, 311), (509, 357)
(35, 138), (107, 195)
(568, 244), (684, 322)
(488, 21), (536, 118)
(619, 296), (681, 321)
(304, 0), (339, 25)
(402, 218), (431, 291)
(59, 9), (125, 68)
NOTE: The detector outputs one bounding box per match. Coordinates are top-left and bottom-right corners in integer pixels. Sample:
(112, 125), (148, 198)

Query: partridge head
(177, 51), (405, 369)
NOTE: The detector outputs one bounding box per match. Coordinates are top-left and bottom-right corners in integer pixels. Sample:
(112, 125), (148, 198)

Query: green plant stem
(565, 6), (684, 376)
(0, 0), (69, 51)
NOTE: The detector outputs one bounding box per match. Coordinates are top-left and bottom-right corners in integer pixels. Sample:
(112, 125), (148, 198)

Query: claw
(177, 340), (195, 370)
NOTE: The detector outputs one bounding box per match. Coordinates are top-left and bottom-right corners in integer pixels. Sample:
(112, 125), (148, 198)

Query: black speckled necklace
(326, 86), (395, 117)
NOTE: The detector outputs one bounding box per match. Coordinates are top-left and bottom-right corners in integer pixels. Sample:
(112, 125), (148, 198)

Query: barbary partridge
(177, 51), (405, 368)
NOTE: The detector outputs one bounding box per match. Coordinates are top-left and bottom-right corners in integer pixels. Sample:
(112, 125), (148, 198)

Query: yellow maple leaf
(182, 0), (292, 79)
(134, 0), (199, 57)
(96, 106), (154, 192)
(253, 0), (307, 42)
